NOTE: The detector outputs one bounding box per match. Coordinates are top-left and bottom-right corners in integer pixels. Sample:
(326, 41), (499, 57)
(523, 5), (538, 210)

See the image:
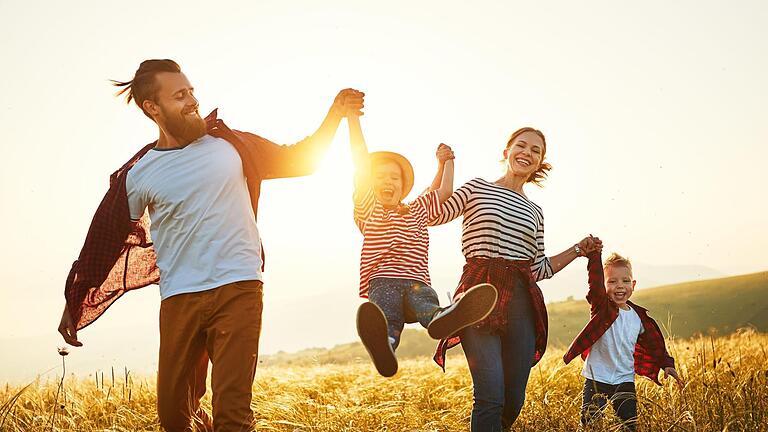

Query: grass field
(262, 271), (768, 367)
(2, 329), (766, 431)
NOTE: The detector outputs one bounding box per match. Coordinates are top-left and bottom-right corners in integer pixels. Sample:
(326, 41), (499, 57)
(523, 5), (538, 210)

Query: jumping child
(348, 113), (498, 377)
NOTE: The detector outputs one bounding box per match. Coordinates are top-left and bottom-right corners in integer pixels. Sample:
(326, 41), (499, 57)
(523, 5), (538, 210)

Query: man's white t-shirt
(126, 135), (263, 300)
(582, 306), (644, 385)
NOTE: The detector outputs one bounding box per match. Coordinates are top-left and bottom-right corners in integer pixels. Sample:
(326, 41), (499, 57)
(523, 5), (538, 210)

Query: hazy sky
(1, 0), (766, 381)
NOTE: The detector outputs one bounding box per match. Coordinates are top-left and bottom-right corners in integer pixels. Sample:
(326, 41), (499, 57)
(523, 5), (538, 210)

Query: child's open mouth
(381, 188), (395, 200)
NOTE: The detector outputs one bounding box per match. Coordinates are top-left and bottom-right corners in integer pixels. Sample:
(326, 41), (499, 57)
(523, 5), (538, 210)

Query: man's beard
(162, 107), (207, 145)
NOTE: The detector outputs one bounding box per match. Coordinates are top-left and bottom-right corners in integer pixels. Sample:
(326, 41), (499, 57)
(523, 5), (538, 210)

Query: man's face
(146, 72), (206, 144)
(605, 265), (636, 307)
(372, 160), (404, 207)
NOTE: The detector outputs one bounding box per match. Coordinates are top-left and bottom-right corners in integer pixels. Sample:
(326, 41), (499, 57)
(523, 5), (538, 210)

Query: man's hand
(332, 88), (365, 118)
(436, 144), (455, 163)
(663, 367), (684, 388)
(58, 305), (82, 347)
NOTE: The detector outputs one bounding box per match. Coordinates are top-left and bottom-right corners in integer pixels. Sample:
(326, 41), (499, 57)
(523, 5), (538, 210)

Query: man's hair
(604, 252), (633, 275)
(505, 127), (552, 186)
(112, 59), (181, 119)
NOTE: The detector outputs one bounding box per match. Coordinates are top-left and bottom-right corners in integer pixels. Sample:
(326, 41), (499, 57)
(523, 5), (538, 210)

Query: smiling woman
(428, 125), (604, 431)
(502, 127), (551, 187)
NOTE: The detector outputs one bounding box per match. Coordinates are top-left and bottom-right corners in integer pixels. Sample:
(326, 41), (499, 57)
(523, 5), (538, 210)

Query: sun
(313, 128), (357, 196)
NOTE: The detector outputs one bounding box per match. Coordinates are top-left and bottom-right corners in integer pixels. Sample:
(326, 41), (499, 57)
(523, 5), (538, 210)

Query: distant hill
(547, 270), (768, 345)
(629, 263), (724, 289)
(261, 271), (768, 367)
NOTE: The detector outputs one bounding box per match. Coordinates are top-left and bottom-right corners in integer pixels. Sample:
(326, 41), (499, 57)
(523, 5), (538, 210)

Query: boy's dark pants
(582, 378), (638, 431)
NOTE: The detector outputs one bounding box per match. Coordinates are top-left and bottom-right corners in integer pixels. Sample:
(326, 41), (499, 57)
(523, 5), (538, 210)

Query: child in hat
(348, 113), (498, 377)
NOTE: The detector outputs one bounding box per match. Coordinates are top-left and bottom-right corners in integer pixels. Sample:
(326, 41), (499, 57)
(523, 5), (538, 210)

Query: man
(57, 59), (363, 431)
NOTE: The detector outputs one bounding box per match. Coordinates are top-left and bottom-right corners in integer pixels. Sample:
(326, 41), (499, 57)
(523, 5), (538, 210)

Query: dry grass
(2, 329), (767, 431)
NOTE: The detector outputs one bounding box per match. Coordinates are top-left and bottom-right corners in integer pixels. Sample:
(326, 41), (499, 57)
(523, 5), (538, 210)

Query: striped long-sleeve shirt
(430, 177), (554, 281)
(354, 189), (441, 297)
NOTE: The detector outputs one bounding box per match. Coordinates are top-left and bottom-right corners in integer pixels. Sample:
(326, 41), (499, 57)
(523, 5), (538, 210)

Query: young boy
(563, 248), (683, 431)
(348, 113), (497, 377)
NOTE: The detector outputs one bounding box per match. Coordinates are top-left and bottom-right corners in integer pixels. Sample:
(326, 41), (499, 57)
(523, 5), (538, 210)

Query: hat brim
(369, 151), (415, 199)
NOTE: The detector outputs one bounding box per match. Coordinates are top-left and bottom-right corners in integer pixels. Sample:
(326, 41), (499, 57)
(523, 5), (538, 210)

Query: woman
(431, 127), (600, 431)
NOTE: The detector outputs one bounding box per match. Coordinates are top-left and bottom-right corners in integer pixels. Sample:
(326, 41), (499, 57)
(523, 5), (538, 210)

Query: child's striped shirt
(354, 188), (441, 297)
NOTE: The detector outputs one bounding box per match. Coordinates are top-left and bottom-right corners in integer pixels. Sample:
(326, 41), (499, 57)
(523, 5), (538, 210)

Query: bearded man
(57, 59), (363, 432)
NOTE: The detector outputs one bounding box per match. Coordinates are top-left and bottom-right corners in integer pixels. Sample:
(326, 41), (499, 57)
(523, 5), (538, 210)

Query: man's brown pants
(157, 280), (263, 432)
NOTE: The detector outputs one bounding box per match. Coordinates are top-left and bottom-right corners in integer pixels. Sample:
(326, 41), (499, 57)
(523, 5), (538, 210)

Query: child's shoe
(356, 301), (398, 377)
(427, 283), (498, 339)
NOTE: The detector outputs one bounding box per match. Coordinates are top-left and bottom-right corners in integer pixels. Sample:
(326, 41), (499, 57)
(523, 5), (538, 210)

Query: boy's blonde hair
(604, 252), (633, 276)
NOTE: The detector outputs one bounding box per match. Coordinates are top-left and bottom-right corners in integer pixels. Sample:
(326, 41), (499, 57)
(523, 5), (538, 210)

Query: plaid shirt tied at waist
(433, 257), (548, 371)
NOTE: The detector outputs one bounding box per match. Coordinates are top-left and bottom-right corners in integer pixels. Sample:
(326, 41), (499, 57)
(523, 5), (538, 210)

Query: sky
(0, 0), (766, 382)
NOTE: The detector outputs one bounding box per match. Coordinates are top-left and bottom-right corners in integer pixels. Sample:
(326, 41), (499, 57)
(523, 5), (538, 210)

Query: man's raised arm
(253, 88), (364, 179)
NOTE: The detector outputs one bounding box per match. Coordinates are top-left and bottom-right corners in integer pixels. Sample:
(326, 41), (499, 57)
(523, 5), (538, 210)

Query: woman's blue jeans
(460, 276), (536, 431)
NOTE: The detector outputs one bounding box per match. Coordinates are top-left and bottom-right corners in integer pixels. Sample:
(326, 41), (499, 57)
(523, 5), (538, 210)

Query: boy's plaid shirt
(64, 110), (327, 331)
(562, 251), (675, 385)
(433, 257), (548, 371)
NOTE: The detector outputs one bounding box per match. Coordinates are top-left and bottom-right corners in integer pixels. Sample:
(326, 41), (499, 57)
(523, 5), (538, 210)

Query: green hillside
(547, 271), (768, 346)
(262, 271), (768, 367)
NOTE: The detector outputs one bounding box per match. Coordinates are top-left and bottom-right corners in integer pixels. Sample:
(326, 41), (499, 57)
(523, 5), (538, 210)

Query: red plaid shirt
(65, 110), (331, 330)
(563, 251), (675, 385)
(433, 257), (548, 371)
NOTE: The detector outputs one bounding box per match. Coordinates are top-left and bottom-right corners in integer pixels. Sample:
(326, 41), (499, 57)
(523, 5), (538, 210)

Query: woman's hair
(505, 127), (552, 186)
(603, 252), (633, 276)
(111, 59), (181, 119)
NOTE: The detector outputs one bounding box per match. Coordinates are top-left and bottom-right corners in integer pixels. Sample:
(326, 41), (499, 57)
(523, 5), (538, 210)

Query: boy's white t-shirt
(582, 306), (644, 385)
(126, 135), (263, 300)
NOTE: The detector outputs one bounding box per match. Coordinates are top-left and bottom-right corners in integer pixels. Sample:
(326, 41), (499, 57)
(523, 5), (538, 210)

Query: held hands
(436, 144), (455, 164)
(332, 88), (365, 118)
(577, 235), (603, 256)
(663, 367), (685, 388)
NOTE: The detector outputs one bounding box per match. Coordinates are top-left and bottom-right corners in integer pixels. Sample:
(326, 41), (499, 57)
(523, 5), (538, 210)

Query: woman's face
(504, 131), (544, 179)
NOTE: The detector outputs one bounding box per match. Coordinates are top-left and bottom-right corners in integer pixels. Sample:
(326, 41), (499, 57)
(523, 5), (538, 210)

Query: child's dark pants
(582, 378), (638, 431)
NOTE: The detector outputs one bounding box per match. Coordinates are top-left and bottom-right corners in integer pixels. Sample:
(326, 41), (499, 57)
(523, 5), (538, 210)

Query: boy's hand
(436, 144), (455, 163)
(663, 367), (684, 388)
